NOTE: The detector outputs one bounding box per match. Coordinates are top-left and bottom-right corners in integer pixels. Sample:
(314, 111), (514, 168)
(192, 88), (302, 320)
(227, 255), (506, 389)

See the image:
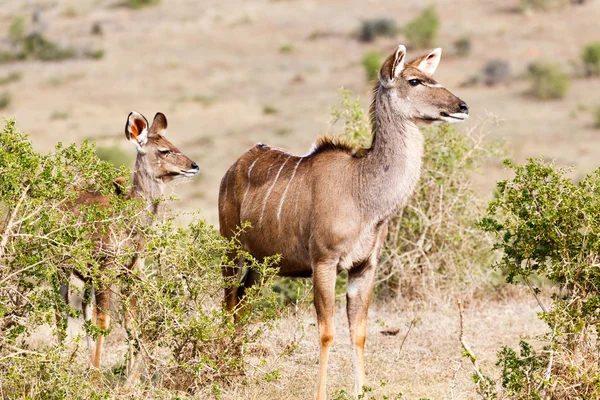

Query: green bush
(127, 0), (161, 9)
(0, 71), (22, 85)
(23, 33), (75, 61)
(475, 158), (600, 399)
(527, 62), (569, 100)
(279, 44), (293, 54)
(8, 16), (25, 47)
(582, 41), (600, 77)
(403, 6), (440, 48)
(358, 18), (398, 42)
(519, 0), (569, 11)
(1, 20), (102, 63)
(483, 60), (510, 86)
(0, 92), (11, 109)
(95, 144), (132, 169)
(0, 119), (281, 397)
(361, 51), (383, 81)
(595, 105), (600, 128)
(453, 36), (471, 58)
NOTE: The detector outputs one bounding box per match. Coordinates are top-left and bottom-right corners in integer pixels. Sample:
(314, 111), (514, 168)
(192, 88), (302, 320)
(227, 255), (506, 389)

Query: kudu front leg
(346, 261), (376, 398)
(124, 257), (143, 385)
(313, 262), (337, 400)
(124, 292), (140, 384)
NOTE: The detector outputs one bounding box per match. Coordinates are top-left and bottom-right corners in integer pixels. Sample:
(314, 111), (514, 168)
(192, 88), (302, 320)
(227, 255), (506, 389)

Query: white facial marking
(423, 82), (443, 88)
(259, 156), (291, 227)
(277, 158), (303, 222)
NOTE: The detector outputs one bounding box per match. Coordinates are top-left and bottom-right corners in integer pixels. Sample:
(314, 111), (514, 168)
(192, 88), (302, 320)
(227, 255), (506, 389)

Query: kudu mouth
(181, 169), (199, 177)
(439, 101), (469, 123)
(439, 111), (469, 122)
(180, 164), (200, 177)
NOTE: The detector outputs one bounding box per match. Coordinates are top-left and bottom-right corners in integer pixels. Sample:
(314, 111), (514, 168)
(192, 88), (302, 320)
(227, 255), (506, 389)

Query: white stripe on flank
(242, 158), (259, 206)
(259, 156), (290, 227)
(277, 157), (303, 221)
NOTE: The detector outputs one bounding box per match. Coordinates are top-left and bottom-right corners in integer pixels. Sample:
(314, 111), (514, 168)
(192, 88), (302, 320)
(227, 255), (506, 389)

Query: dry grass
(24, 287), (546, 399)
(211, 294), (546, 399)
(0, 1), (596, 398)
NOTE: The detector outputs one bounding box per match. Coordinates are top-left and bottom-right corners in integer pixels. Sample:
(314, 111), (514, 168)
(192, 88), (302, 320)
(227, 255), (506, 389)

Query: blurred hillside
(0, 0), (599, 223)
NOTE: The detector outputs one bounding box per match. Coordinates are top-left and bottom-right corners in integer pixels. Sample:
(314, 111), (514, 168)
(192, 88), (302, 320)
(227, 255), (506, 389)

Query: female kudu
(57, 111), (199, 376)
(218, 45), (468, 399)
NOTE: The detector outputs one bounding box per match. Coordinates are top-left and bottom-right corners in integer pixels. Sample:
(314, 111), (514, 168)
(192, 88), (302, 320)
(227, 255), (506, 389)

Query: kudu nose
(459, 102), (469, 114)
(191, 162), (199, 170)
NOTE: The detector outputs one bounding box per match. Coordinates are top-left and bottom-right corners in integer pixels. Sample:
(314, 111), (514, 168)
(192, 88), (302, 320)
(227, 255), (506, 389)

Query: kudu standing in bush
(57, 112), (199, 376)
(218, 45), (468, 399)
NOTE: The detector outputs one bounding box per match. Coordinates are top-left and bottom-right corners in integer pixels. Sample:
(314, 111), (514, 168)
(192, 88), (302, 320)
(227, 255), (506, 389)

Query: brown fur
(219, 45), (468, 399)
(57, 111), (198, 379)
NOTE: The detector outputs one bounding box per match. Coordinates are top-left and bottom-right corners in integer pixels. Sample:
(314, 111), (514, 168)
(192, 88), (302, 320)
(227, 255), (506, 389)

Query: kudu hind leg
(346, 262), (376, 398)
(236, 267), (261, 315)
(313, 263), (337, 400)
(222, 251), (244, 316)
(92, 288), (111, 369)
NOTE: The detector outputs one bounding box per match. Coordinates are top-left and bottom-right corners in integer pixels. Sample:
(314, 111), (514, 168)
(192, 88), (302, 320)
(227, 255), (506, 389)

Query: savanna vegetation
(0, 119), (280, 398)
(3, 77), (600, 398)
(2, 1), (600, 399)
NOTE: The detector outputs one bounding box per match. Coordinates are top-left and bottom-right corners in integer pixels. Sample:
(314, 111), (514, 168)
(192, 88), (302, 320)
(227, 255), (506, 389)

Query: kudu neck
(358, 86), (424, 221)
(130, 153), (164, 215)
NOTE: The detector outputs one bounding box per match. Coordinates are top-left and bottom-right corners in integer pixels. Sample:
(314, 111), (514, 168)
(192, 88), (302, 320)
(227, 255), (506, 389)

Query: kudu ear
(413, 48), (442, 76)
(379, 45), (406, 88)
(125, 112), (149, 151)
(150, 112), (168, 136)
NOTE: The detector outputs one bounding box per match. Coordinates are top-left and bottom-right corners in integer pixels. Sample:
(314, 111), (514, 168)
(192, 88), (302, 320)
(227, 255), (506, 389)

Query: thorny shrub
(403, 6), (440, 49)
(526, 62), (569, 100)
(0, 119), (280, 398)
(582, 41), (600, 77)
(474, 158), (600, 399)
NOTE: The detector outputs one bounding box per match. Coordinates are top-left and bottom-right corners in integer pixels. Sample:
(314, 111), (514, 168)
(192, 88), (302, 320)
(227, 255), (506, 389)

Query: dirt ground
(227, 297), (547, 400)
(0, 0), (596, 398)
(54, 293), (544, 399)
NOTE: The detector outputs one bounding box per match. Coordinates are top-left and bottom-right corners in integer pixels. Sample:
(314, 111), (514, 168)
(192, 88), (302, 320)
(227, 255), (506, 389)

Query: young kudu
(57, 111), (199, 375)
(218, 45), (469, 399)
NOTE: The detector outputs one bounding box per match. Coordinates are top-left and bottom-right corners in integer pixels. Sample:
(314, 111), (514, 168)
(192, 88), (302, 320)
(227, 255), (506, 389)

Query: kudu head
(378, 45), (469, 125)
(125, 112), (199, 182)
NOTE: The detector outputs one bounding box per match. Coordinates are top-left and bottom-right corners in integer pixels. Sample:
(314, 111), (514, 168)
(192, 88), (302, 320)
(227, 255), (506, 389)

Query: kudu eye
(158, 149), (170, 155)
(408, 79), (421, 87)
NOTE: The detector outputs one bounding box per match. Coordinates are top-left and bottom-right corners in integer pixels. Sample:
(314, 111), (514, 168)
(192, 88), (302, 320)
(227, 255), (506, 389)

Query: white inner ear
(393, 45), (406, 79)
(132, 127), (148, 150)
(416, 48), (442, 75)
(127, 112), (149, 152)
